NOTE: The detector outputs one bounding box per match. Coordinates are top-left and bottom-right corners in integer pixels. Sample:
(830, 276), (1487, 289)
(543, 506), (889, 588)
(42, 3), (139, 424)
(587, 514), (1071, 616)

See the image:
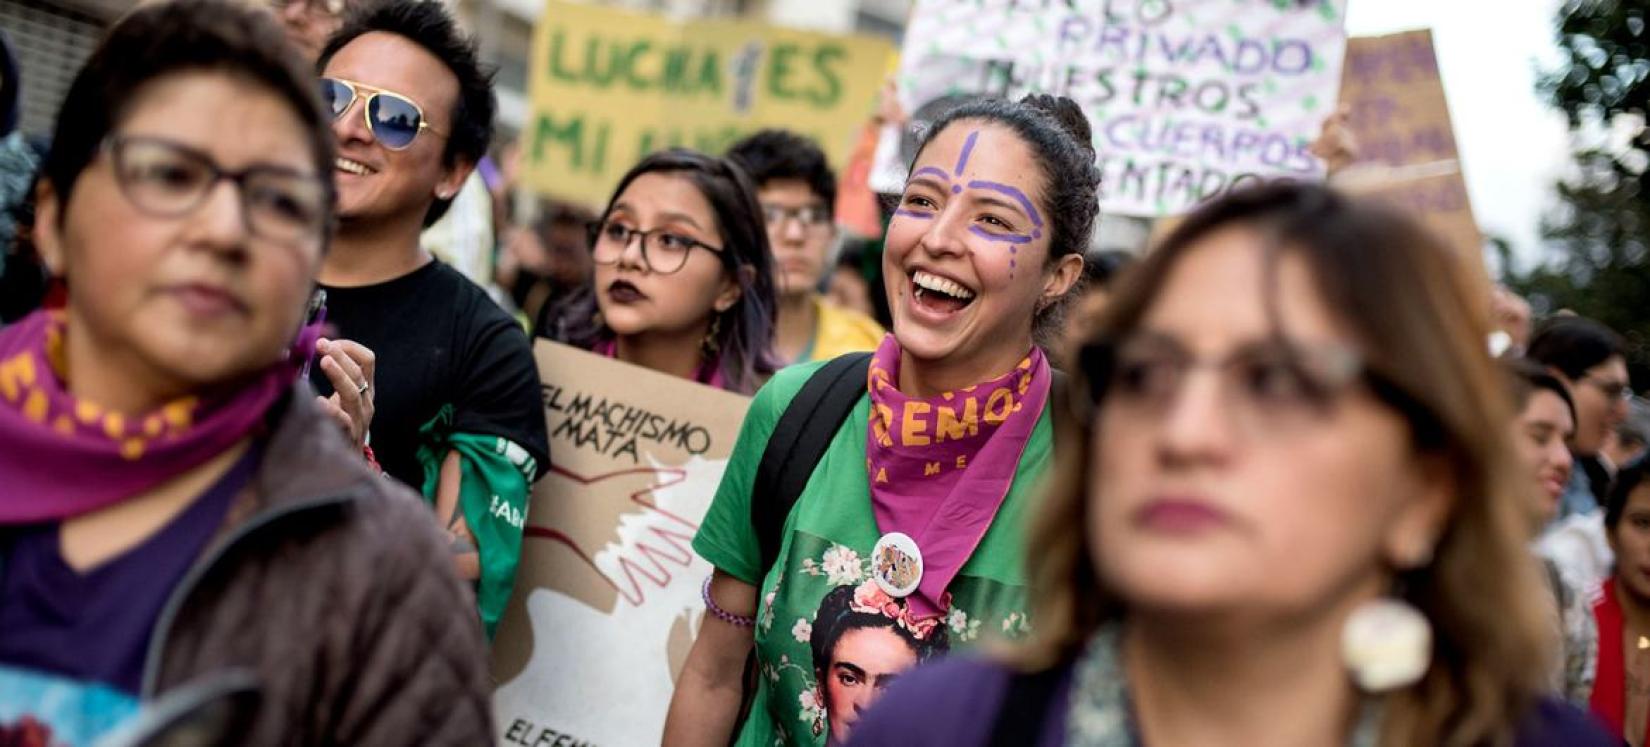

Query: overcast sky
(1344, 0), (1571, 273)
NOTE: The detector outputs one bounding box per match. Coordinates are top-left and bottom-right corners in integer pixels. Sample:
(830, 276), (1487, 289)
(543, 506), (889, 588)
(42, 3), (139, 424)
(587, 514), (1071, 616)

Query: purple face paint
(955, 130), (980, 175)
(967, 181), (1045, 229)
(893, 129), (1048, 280)
(912, 166), (953, 183)
(968, 226), (1035, 244)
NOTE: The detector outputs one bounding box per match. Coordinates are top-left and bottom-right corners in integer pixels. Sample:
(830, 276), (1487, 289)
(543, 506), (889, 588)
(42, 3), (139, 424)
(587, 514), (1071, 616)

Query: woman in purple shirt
(850, 183), (1614, 746)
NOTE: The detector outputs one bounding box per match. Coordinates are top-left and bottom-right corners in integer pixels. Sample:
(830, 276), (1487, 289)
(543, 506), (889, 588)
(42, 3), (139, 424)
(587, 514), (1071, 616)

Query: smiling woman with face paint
(665, 95), (1090, 747)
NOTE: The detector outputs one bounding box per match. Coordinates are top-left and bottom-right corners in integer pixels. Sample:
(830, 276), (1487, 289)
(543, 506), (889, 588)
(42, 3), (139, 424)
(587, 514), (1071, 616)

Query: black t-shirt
(311, 260), (549, 491)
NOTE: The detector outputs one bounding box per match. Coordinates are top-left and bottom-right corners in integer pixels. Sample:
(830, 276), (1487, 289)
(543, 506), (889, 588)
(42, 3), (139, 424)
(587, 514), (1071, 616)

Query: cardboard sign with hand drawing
(491, 341), (750, 747)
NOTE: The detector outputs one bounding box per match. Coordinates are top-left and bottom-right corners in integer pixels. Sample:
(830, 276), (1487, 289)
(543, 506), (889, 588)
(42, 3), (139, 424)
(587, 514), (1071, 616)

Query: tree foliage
(1507, 0), (1650, 381)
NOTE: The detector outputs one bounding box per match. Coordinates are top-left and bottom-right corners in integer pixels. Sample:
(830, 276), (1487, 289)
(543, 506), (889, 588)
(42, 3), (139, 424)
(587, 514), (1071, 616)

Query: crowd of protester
(1, 0), (1648, 745)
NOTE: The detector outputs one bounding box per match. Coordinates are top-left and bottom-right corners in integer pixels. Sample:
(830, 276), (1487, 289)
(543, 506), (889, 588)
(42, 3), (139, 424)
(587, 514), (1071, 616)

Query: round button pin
(871, 531), (923, 599)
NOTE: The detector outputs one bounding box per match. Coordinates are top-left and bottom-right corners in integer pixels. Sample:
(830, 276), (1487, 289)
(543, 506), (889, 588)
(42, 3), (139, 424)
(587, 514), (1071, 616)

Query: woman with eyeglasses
(538, 148), (782, 395)
(0, 2), (491, 743)
(664, 94), (1090, 747)
(846, 182), (1613, 746)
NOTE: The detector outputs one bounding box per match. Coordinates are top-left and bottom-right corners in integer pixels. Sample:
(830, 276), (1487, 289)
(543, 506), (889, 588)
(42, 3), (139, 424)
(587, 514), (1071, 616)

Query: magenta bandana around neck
(0, 310), (314, 524)
(864, 335), (1050, 619)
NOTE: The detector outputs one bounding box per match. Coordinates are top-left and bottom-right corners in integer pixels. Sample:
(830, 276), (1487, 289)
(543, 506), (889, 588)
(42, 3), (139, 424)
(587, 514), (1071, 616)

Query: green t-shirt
(693, 360), (1053, 747)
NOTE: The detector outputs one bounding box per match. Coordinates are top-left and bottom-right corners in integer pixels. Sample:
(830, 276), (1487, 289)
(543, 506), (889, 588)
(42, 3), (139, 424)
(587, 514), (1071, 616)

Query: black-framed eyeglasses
(762, 204), (833, 232)
(103, 136), (330, 246)
(586, 220), (723, 275)
(320, 77), (446, 151)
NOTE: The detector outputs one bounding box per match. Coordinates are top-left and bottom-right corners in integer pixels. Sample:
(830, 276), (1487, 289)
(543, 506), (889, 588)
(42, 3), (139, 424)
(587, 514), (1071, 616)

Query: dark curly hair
(318, 0), (495, 227)
(808, 584), (949, 687)
(726, 129), (837, 217)
(911, 94), (1100, 348)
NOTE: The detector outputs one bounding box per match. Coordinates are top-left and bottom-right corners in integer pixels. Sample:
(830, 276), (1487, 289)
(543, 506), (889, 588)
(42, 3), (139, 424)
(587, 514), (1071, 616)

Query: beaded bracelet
(702, 576), (755, 628)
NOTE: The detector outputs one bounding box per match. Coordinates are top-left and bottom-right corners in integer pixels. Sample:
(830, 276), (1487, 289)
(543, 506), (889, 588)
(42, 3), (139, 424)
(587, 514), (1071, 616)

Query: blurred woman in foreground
(850, 183), (1612, 746)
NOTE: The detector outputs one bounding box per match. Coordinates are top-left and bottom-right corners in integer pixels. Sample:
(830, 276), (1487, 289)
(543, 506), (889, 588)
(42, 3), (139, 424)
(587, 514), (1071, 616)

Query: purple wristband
(702, 576), (755, 628)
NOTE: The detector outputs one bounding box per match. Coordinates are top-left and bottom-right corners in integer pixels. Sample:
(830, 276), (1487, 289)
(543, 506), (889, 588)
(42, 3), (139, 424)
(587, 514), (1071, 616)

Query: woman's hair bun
(1019, 93), (1094, 161)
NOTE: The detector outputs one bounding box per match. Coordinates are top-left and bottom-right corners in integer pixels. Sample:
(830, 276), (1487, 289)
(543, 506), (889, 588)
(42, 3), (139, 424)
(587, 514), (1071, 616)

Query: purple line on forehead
(912, 166), (952, 183)
(955, 130), (979, 175)
(967, 180), (1044, 228)
(968, 226), (1034, 244)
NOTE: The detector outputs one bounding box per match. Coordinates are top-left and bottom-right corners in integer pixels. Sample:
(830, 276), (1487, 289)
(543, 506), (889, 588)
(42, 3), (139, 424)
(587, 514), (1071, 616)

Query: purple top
(0, 445), (258, 694)
(846, 656), (1619, 747)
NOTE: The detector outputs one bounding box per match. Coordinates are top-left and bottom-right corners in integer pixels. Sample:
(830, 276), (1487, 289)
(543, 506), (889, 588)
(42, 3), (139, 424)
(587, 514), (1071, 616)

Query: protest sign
(523, 0), (895, 208)
(871, 0), (1349, 217)
(491, 341), (751, 747)
(1335, 29), (1481, 262)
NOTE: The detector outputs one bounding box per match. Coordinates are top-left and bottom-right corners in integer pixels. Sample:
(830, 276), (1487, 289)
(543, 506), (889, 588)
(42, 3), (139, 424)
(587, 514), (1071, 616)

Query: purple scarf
(865, 335), (1050, 619)
(0, 310), (314, 524)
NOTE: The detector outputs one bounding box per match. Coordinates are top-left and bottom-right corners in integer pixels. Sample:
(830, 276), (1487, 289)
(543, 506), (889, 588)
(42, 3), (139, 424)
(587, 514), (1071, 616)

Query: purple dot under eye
(951, 185), (961, 194)
(1033, 230), (1042, 240)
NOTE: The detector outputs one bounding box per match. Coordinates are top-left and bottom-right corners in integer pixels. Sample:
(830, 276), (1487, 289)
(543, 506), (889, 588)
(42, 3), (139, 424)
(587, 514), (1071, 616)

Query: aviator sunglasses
(320, 77), (445, 151)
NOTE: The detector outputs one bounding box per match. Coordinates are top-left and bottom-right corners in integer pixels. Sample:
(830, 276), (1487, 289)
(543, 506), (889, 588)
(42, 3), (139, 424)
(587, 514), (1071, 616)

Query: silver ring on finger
(356, 379), (370, 395)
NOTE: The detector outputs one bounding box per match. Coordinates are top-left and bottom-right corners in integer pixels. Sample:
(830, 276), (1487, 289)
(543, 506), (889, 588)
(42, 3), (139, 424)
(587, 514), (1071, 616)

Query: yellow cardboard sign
(524, 0), (896, 207)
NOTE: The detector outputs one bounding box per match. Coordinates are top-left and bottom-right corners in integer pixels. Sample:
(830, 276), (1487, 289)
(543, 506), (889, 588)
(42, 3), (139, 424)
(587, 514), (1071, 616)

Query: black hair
(1527, 316), (1626, 381)
(40, 0), (335, 228)
(1607, 459), (1650, 530)
(539, 149), (781, 395)
(808, 585), (949, 686)
(317, 0), (495, 227)
(1504, 357), (1578, 428)
(725, 129), (837, 217)
(910, 94), (1100, 348)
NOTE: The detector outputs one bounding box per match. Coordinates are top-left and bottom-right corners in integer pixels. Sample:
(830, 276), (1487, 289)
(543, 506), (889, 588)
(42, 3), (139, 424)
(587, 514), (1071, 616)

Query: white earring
(1341, 596), (1433, 692)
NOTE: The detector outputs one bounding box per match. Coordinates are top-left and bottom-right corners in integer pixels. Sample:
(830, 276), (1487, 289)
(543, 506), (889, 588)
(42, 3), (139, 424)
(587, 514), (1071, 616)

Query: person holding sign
(665, 94), (1090, 746)
(538, 148), (782, 395)
(727, 130), (885, 365)
(0, 2), (491, 742)
(845, 183), (1612, 746)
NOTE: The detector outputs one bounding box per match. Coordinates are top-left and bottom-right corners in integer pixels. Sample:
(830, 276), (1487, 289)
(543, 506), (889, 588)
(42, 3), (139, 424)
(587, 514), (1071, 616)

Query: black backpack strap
(988, 666), (1064, 747)
(751, 352), (874, 576)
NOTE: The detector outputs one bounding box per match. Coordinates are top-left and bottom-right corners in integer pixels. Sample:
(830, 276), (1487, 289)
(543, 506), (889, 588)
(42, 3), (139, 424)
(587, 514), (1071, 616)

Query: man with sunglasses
(727, 130), (883, 365)
(310, 0), (548, 640)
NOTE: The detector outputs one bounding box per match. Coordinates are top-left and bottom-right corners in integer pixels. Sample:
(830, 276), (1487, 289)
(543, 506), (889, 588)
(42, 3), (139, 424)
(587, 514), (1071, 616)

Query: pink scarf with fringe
(0, 310), (316, 524)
